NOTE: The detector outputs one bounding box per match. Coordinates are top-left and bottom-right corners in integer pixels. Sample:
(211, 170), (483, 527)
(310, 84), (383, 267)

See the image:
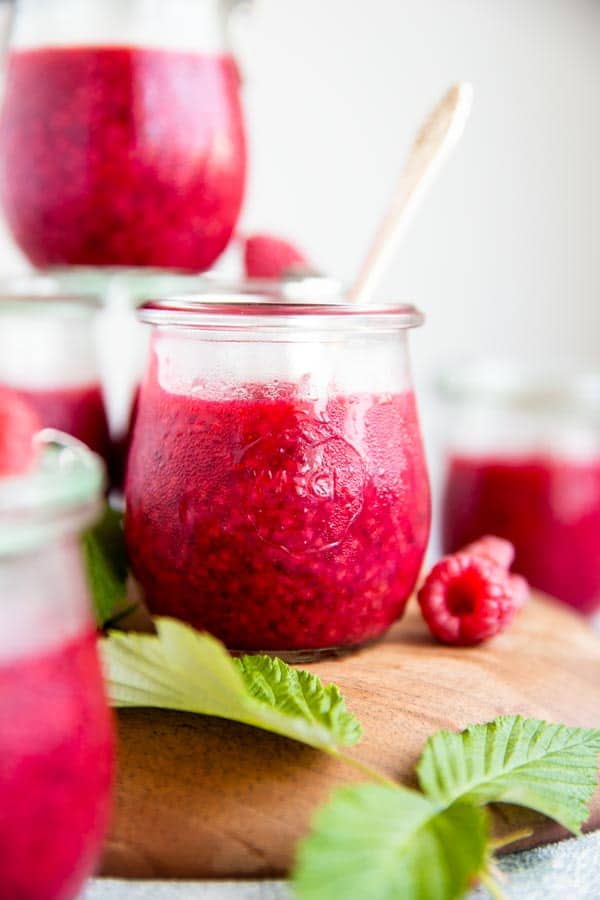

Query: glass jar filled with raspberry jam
(0, 0), (247, 270)
(0, 291), (113, 468)
(439, 362), (600, 616)
(0, 435), (114, 900)
(126, 295), (431, 660)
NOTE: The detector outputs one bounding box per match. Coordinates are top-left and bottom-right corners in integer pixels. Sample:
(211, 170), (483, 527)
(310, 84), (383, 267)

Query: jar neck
(11, 0), (230, 54)
(0, 538), (95, 665)
(438, 362), (600, 423)
(0, 435), (103, 665)
(0, 301), (100, 391)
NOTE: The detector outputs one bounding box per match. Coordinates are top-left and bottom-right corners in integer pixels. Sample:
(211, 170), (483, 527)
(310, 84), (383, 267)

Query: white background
(1, 0), (599, 382)
(237, 0), (600, 381)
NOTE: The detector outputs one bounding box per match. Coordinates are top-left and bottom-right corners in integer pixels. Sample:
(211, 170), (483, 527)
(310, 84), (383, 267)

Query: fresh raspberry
(243, 233), (310, 279)
(418, 551), (529, 646)
(0, 387), (41, 476)
(460, 536), (527, 619)
(508, 574), (529, 613)
(463, 535), (515, 570)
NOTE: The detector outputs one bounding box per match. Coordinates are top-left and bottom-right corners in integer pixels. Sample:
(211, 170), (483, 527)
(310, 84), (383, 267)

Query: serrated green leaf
(293, 784), (488, 900)
(234, 654), (362, 747)
(417, 715), (600, 834)
(101, 617), (361, 750)
(82, 506), (129, 627)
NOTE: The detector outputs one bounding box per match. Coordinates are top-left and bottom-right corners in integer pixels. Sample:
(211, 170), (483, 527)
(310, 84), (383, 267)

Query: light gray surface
(85, 882), (290, 899)
(85, 830), (600, 899)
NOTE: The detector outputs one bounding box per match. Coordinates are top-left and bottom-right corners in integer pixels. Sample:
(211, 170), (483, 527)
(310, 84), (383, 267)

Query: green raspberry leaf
(293, 784), (488, 900)
(82, 505), (129, 627)
(417, 715), (600, 834)
(101, 616), (361, 750)
(234, 654), (362, 747)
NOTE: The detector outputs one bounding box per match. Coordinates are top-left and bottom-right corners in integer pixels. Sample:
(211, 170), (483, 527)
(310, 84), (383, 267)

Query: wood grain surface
(101, 594), (600, 880)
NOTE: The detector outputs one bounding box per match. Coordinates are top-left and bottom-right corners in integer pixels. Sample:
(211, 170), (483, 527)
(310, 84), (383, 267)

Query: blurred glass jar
(126, 295), (431, 660)
(2, 270), (342, 488)
(0, 0), (247, 270)
(0, 435), (114, 900)
(439, 362), (600, 615)
(0, 290), (112, 467)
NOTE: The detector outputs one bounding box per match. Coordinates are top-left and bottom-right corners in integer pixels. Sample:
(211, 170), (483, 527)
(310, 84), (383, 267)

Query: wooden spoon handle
(349, 82), (473, 304)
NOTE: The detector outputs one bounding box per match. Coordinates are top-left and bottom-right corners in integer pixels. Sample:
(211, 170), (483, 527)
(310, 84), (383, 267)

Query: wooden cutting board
(101, 594), (600, 880)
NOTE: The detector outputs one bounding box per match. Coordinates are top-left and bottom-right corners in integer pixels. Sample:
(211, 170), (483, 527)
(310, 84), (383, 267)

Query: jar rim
(0, 289), (101, 317)
(138, 294), (424, 330)
(46, 267), (343, 306)
(0, 432), (105, 556)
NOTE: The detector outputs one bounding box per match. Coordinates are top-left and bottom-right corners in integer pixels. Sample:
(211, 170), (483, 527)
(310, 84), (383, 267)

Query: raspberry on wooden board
(463, 535), (515, 570)
(417, 546), (528, 647)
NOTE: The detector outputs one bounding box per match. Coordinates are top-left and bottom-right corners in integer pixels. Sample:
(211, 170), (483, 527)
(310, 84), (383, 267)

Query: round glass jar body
(439, 363), (600, 616)
(0, 438), (114, 900)
(0, 292), (112, 467)
(0, 0), (247, 270)
(125, 297), (431, 660)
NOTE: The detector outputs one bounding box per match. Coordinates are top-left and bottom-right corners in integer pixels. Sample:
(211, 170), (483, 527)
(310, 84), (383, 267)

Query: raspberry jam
(126, 369), (430, 655)
(0, 631), (114, 900)
(0, 46), (246, 269)
(16, 382), (112, 463)
(442, 454), (600, 615)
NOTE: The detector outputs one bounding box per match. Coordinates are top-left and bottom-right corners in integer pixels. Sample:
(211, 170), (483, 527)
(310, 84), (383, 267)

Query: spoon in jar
(348, 82), (473, 304)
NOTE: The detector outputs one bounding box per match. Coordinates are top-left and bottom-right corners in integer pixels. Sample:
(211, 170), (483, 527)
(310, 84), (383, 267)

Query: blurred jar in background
(0, 435), (113, 900)
(0, 0), (247, 270)
(439, 363), (600, 616)
(0, 291), (112, 468)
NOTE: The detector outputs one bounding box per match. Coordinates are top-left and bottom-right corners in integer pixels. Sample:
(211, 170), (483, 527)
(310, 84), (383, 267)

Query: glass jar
(42, 269), (343, 486)
(439, 362), (600, 616)
(0, 0), (247, 270)
(125, 296), (431, 660)
(0, 435), (114, 900)
(0, 291), (113, 469)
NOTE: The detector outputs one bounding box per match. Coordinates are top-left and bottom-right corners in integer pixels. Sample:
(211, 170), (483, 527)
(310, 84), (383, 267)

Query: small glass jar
(0, 291), (112, 468)
(0, 0), (247, 270)
(0, 435), (114, 900)
(439, 362), (600, 616)
(126, 295), (431, 660)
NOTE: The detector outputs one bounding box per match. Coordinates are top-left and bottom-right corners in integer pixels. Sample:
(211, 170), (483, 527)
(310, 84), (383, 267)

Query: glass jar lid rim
(138, 294), (424, 328)
(0, 292), (101, 314)
(47, 269), (343, 305)
(0, 433), (104, 555)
